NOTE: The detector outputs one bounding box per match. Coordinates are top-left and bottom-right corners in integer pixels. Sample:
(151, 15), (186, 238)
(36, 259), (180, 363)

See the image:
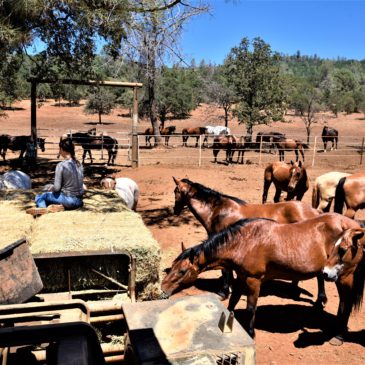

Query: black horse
(63, 128), (118, 165)
(0, 134), (45, 160)
(322, 126), (338, 152)
(256, 132), (285, 154)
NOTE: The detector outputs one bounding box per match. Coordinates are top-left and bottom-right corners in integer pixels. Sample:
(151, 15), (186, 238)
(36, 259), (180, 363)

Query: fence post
(360, 137), (364, 165)
(198, 135), (202, 166)
(311, 136), (317, 167)
(259, 135), (263, 165)
(101, 132), (104, 160)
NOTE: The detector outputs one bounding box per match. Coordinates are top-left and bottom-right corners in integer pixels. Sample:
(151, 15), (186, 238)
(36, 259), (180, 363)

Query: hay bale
(29, 210), (161, 299)
(0, 190), (35, 248)
(0, 189), (161, 299)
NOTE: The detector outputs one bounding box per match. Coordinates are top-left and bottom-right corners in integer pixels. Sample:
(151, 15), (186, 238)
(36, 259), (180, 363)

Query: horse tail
(334, 177), (347, 213)
(312, 179), (320, 209)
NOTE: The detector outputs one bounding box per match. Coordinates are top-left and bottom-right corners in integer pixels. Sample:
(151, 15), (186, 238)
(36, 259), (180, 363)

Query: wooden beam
(27, 78), (142, 88)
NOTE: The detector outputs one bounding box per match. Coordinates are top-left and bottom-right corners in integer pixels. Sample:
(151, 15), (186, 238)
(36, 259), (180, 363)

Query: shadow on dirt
(140, 207), (200, 228)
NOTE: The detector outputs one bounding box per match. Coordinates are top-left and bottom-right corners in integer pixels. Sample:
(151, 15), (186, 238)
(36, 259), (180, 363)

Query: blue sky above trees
(181, 1), (365, 64)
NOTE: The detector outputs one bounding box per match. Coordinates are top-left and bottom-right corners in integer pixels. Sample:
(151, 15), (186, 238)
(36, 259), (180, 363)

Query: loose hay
(1, 189), (162, 299)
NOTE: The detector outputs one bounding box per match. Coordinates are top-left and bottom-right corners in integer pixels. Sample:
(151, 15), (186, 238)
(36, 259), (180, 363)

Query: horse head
(323, 228), (365, 283)
(88, 128), (97, 136)
(287, 160), (304, 194)
(37, 138), (46, 152)
(173, 177), (191, 215)
(161, 243), (200, 297)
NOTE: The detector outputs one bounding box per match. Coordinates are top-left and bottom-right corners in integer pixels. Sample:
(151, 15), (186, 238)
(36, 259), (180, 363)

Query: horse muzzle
(322, 265), (341, 282)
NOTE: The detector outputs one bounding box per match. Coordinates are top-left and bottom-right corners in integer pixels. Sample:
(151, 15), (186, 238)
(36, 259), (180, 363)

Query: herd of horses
(161, 167), (365, 345)
(0, 128), (118, 166)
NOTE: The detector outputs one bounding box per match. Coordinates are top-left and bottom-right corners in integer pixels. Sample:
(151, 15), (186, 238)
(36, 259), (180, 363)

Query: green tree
(84, 88), (116, 124)
(224, 37), (286, 139)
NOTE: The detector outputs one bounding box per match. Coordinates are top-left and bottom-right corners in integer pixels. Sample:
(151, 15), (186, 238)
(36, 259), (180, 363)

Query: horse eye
(179, 269), (187, 275)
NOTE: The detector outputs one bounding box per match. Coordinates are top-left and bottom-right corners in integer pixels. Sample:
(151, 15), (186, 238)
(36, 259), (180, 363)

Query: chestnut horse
(212, 134), (237, 164)
(312, 171), (351, 212)
(161, 213), (364, 343)
(334, 172), (365, 218)
(322, 126), (338, 152)
(273, 137), (308, 162)
(172, 177), (323, 303)
(160, 125), (176, 146)
(323, 226), (365, 344)
(182, 127), (207, 147)
(262, 160), (309, 204)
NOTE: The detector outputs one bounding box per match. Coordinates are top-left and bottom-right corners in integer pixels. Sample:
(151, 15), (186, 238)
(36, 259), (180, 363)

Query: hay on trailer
(0, 190), (35, 248)
(0, 189), (161, 299)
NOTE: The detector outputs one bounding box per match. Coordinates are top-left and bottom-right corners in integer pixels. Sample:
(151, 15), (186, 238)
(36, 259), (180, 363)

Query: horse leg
(273, 188), (282, 203)
(245, 277), (261, 338)
(195, 136), (199, 148)
(213, 148), (219, 163)
(314, 274), (327, 308)
(295, 149), (299, 162)
(318, 199), (332, 212)
(217, 269), (233, 300)
(82, 149), (87, 164)
(228, 278), (244, 311)
(279, 150), (284, 161)
(323, 141), (327, 152)
(331, 279), (353, 345)
(262, 175), (272, 204)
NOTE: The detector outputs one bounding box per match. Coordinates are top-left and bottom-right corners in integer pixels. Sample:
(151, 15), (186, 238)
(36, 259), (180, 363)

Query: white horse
(205, 125), (231, 136)
(101, 177), (140, 211)
(312, 171), (351, 212)
(0, 170), (32, 190)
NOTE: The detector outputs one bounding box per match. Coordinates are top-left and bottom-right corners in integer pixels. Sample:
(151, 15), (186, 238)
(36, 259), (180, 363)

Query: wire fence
(1, 129), (365, 169)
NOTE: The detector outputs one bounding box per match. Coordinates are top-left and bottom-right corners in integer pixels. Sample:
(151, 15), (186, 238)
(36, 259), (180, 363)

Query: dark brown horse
(334, 172), (365, 218)
(256, 131), (285, 154)
(160, 125), (176, 146)
(172, 177), (323, 303)
(161, 213), (364, 343)
(262, 160), (309, 204)
(0, 135), (46, 160)
(182, 127), (207, 147)
(273, 137), (308, 162)
(322, 126), (338, 152)
(212, 134), (237, 164)
(63, 128), (118, 165)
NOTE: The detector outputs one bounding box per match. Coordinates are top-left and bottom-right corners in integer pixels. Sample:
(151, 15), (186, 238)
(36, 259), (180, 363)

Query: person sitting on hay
(101, 176), (140, 211)
(26, 138), (84, 216)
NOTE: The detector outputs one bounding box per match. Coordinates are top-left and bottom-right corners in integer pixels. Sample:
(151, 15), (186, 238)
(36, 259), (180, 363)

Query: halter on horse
(162, 213), (365, 343)
(172, 177), (323, 304)
(322, 126), (338, 152)
(312, 171), (351, 212)
(262, 160), (309, 204)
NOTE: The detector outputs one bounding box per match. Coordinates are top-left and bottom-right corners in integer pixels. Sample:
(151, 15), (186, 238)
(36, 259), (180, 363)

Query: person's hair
(59, 138), (78, 164)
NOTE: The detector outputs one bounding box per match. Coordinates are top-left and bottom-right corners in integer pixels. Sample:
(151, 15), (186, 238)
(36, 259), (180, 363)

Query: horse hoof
(329, 335), (344, 346)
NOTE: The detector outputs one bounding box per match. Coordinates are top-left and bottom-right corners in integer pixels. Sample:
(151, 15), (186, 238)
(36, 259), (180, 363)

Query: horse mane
(175, 218), (265, 264)
(352, 252), (365, 312)
(181, 178), (246, 205)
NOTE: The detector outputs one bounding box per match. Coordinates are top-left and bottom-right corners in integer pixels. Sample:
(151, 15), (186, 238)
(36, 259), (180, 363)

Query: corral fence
(2, 128), (365, 169)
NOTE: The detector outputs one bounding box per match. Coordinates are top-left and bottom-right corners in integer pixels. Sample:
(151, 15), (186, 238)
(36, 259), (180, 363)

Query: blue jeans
(35, 192), (83, 210)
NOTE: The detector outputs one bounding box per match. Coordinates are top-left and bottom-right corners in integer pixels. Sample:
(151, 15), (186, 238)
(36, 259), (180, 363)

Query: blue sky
(180, 1), (365, 64)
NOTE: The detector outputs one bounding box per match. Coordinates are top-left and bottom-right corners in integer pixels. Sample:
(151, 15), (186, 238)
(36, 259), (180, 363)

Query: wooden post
(259, 135), (263, 165)
(360, 137), (365, 165)
(198, 135), (202, 166)
(311, 136), (317, 167)
(30, 81), (37, 158)
(132, 87), (139, 168)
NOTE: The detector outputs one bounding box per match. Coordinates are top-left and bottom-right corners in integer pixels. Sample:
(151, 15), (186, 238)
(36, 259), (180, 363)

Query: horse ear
(290, 160), (294, 165)
(173, 177), (180, 186)
(298, 160), (302, 167)
(181, 241), (186, 251)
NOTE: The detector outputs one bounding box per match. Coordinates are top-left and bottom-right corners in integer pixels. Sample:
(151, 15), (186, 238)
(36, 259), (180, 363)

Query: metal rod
(90, 314), (124, 323)
(89, 267), (128, 290)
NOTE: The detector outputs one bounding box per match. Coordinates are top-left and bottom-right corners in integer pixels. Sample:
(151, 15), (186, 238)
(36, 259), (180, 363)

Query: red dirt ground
(1, 101), (365, 364)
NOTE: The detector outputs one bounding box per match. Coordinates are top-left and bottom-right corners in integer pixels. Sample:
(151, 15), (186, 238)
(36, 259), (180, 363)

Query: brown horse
(273, 137), (308, 162)
(262, 160), (309, 204)
(212, 134), (237, 164)
(172, 177), (323, 303)
(161, 213), (364, 342)
(322, 126), (338, 152)
(160, 125), (176, 146)
(334, 172), (365, 218)
(0, 135), (46, 160)
(182, 127), (207, 147)
(323, 226), (365, 344)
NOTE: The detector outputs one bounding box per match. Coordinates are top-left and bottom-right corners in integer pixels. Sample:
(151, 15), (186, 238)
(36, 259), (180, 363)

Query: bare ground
(1, 101), (365, 364)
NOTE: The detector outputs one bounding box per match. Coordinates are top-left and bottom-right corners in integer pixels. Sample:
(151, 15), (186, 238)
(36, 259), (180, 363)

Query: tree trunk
(224, 107), (229, 127)
(98, 111), (102, 124)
